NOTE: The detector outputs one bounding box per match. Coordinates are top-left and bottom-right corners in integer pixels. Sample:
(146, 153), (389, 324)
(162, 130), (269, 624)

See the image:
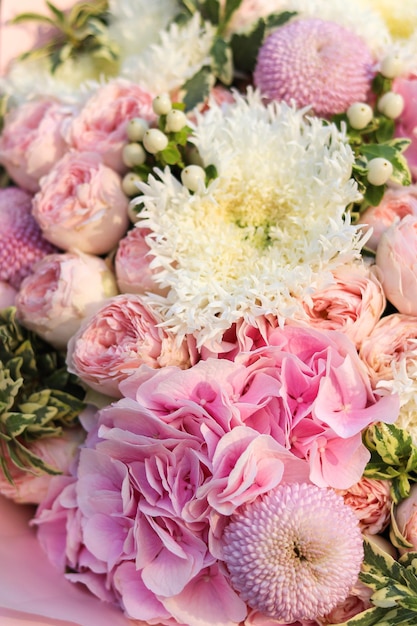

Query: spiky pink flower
(254, 18), (374, 117)
(222, 482), (364, 623)
(0, 187), (57, 289)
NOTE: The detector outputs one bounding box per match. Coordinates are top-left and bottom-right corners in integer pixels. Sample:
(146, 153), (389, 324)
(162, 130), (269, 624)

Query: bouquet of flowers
(2, 1), (417, 625)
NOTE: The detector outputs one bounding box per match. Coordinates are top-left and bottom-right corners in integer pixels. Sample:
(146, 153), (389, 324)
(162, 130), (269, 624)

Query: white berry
(377, 92), (404, 119)
(346, 102), (373, 130)
(122, 142), (146, 167)
(380, 54), (403, 79)
(366, 158), (393, 186)
(152, 93), (172, 116)
(122, 172), (142, 196)
(181, 165), (206, 192)
(143, 128), (168, 154)
(126, 118), (149, 142)
(165, 109), (188, 133)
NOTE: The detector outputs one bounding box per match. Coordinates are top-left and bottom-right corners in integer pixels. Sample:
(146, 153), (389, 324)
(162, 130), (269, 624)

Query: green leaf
(198, 0), (220, 24)
(182, 66), (213, 111)
(210, 37), (233, 84)
(45, 0), (67, 24)
(375, 117), (395, 143)
(230, 19), (265, 73)
(159, 143), (182, 166)
(10, 13), (58, 26)
(390, 503), (414, 551)
(264, 10), (298, 29)
(363, 183), (386, 207)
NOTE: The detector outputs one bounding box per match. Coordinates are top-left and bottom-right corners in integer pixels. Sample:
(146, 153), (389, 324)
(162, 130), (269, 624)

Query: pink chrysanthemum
(254, 18), (374, 117)
(222, 482), (364, 623)
(0, 187), (57, 289)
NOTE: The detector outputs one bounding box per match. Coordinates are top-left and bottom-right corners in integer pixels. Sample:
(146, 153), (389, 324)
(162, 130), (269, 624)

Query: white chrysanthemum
(135, 91), (363, 346)
(395, 397), (417, 448)
(119, 13), (216, 94)
(0, 55), (108, 105)
(379, 32), (417, 76)
(359, 0), (417, 39)
(223, 0), (391, 56)
(107, 0), (179, 61)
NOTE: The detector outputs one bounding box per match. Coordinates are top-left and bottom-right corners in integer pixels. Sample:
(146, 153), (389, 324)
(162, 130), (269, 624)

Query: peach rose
(115, 226), (168, 295)
(67, 294), (194, 398)
(299, 263), (385, 348)
(336, 477), (392, 534)
(358, 184), (417, 251)
(394, 483), (417, 553)
(32, 151), (129, 255)
(64, 78), (156, 173)
(375, 215), (417, 315)
(0, 98), (73, 192)
(15, 251), (118, 349)
(0, 427), (84, 504)
(359, 313), (417, 388)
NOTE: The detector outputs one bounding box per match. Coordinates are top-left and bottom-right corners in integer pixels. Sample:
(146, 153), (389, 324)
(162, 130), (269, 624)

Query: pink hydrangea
(254, 18), (374, 117)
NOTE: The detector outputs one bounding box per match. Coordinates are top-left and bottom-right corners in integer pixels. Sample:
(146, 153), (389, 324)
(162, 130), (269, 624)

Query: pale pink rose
(32, 151), (130, 255)
(393, 75), (417, 180)
(299, 263), (385, 348)
(359, 313), (417, 387)
(219, 0), (281, 34)
(375, 215), (417, 315)
(358, 184), (417, 251)
(67, 294), (194, 398)
(0, 427), (84, 504)
(0, 281), (17, 308)
(15, 251), (118, 349)
(336, 477), (392, 534)
(0, 98), (73, 192)
(115, 227), (168, 295)
(394, 483), (417, 553)
(320, 583), (372, 625)
(64, 79), (156, 173)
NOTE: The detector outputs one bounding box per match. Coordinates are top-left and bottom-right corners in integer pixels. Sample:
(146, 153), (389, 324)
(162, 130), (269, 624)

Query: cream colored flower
(135, 90), (363, 346)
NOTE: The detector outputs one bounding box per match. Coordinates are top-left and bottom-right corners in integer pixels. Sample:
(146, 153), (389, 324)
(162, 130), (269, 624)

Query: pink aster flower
(254, 18), (374, 117)
(222, 482), (364, 623)
(0, 186), (57, 289)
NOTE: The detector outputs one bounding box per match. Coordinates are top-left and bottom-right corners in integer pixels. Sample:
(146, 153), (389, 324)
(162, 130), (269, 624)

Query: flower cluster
(2, 1), (417, 626)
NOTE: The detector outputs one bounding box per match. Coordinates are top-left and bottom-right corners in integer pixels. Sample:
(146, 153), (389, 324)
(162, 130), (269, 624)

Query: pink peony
(115, 226), (168, 296)
(222, 483), (364, 622)
(375, 215), (417, 315)
(299, 263), (385, 348)
(0, 427), (84, 505)
(393, 483), (417, 554)
(359, 313), (417, 387)
(358, 184), (417, 251)
(0, 98), (73, 192)
(32, 150), (130, 255)
(0, 186), (57, 289)
(254, 18), (374, 117)
(393, 75), (417, 180)
(64, 79), (156, 173)
(15, 251), (118, 349)
(67, 294), (195, 398)
(336, 477), (392, 534)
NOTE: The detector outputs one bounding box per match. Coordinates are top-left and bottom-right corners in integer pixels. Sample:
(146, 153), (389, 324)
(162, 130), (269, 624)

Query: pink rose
(0, 98), (73, 192)
(393, 75), (417, 180)
(64, 79), (156, 173)
(67, 294), (195, 398)
(358, 184), (417, 251)
(375, 215), (417, 315)
(336, 477), (392, 534)
(15, 251), (118, 349)
(32, 151), (130, 255)
(0, 427), (84, 504)
(115, 226), (168, 295)
(359, 313), (417, 387)
(394, 483), (417, 553)
(0, 281), (17, 308)
(299, 263), (385, 348)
